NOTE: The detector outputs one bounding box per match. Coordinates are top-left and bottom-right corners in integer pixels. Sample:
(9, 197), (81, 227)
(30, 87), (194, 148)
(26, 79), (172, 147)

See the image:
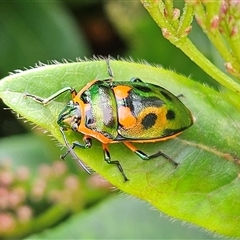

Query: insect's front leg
(61, 136), (92, 160)
(24, 87), (77, 105)
(60, 127), (92, 174)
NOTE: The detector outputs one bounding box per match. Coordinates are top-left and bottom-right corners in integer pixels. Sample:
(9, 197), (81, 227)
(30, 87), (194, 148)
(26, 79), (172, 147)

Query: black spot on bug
(146, 97), (164, 107)
(135, 85), (152, 93)
(166, 110), (175, 120)
(124, 95), (135, 114)
(141, 113), (157, 130)
(160, 90), (172, 101)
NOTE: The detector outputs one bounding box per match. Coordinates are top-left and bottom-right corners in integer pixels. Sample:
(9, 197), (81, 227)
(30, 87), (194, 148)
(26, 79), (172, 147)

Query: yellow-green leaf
(0, 59), (240, 237)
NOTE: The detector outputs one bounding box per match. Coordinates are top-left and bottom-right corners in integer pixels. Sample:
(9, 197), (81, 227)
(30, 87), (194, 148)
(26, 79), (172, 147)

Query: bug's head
(57, 101), (81, 132)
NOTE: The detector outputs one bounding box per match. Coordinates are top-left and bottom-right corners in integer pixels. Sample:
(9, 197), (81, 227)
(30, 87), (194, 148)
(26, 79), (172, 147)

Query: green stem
(140, 0), (240, 95)
(229, 33), (240, 70)
(165, 0), (173, 18)
(178, 3), (194, 36)
(176, 38), (240, 94)
(195, 2), (240, 78)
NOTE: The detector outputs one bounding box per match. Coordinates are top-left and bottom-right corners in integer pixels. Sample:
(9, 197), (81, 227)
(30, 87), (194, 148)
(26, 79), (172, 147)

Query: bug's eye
(57, 102), (81, 130)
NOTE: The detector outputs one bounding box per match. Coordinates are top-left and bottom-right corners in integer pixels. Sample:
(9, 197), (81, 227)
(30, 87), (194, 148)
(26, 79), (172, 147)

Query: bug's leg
(176, 94), (184, 98)
(106, 57), (114, 78)
(102, 58), (115, 88)
(60, 136), (92, 159)
(123, 142), (179, 167)
(102, 143), (129, 182)
(60, 128), (92, 174)
(25, 87), (77, 105)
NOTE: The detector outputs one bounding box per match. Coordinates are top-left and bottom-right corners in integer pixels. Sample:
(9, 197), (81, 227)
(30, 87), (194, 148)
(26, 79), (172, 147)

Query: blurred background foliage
(0, 1), (226, 239)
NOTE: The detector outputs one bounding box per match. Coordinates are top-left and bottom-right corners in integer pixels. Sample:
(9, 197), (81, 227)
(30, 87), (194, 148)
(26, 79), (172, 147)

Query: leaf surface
(0, 60), (239, 237)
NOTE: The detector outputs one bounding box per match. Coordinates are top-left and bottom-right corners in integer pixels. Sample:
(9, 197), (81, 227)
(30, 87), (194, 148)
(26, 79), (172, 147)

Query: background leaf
(0, 59), (240, 237)
(0, 134), (57, 170)
(26, 194), (227, 239)
(0, 1), (89, 73)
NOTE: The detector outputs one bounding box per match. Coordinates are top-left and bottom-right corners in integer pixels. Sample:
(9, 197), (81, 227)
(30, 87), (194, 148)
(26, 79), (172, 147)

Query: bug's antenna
(59, 127), (91, 174)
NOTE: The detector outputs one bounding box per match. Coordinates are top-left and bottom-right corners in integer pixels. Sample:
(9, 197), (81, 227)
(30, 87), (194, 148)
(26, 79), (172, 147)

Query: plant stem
(140, 0), (240, 95)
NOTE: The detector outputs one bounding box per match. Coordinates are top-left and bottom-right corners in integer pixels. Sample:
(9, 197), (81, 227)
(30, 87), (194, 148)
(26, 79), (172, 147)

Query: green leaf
(0, 1), (90, 73)
(0, 134), (58, 170)
(140, 0), (240, 96)
(0, 59), (240, 237)
(25, 195), (227, 239)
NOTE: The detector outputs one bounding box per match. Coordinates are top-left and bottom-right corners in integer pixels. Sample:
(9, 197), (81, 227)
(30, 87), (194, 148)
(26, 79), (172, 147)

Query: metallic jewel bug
(25, 60), (193, 181)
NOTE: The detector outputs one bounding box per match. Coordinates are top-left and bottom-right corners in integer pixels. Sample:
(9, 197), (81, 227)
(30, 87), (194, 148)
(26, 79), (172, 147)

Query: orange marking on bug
(74, 99), (113, 144)
(123, 142), (138, 152)
(113, 85), (132, 99)
(118, 106), (169, 139)
(79, 124), (113, 144)
(102, 143), (109, 151)
(139, 106), (168, 130)
(71, 91), (77, 98)
(83, 135), (91, 141)
(118, 106), (137, 128)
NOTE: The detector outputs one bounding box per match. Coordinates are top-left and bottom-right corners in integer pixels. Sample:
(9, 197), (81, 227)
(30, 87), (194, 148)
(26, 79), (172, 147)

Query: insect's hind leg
(102, 144), (129, 182)
(123, 142), (179, 167)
